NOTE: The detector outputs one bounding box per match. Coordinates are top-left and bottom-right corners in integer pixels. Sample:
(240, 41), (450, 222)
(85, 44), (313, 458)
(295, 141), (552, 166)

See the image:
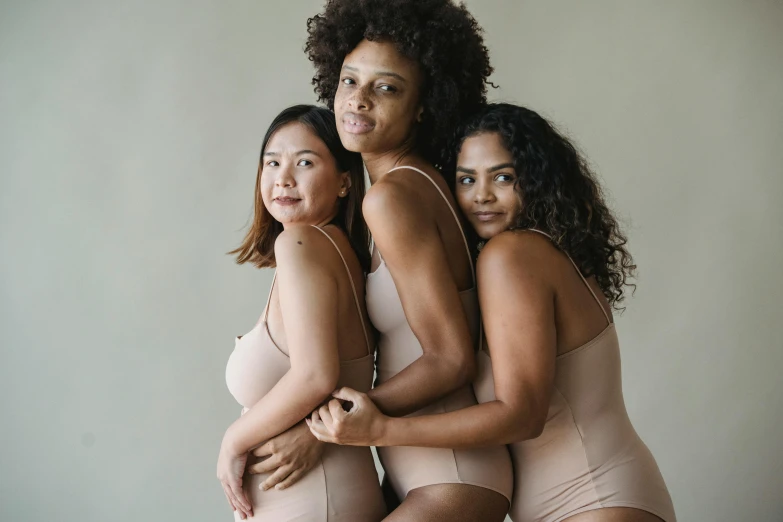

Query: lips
(274, 196), (301, 206)
(473, 211), (503, 222)
(342, 112), (375, 134)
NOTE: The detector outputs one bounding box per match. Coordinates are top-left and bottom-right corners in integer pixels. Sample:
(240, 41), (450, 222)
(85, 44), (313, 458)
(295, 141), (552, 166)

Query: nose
(474, 178), (495, 204)
(275, 163), (296, 188)
(347, 83), (372, 111)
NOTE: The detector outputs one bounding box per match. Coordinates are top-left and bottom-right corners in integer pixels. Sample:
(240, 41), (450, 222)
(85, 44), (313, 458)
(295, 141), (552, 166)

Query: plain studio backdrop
(1, 1), (781, 521)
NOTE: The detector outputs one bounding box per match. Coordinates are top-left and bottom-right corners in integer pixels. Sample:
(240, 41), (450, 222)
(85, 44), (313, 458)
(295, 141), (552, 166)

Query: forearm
(379, 400), (533, 448)
(368, 352), (472, 417)
(227, 371), (331, 454)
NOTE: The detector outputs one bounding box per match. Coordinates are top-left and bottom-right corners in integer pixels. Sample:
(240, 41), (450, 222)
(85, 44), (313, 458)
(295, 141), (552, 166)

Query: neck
(362, 139), (421, 184)
(281, 209), (339, 230)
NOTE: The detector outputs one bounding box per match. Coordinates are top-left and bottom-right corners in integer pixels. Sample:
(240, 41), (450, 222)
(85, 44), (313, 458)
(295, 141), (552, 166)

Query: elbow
(524, 415), (546, 440)
(521, 406), (548, 441)
(447, 350), (476, 389)
(298, 368), (340, 401)
(503, 404), (547, 443)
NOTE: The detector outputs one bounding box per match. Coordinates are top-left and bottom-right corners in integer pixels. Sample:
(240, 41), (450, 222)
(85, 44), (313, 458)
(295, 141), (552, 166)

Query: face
(334, 39), (423, 155)
(260, 122), (350, 227)
(455, 132), (523, 240)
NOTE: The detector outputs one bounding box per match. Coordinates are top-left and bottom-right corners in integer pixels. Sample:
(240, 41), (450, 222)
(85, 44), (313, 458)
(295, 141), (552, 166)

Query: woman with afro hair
(309, 104), (677, 522)
(260, 0), (515, 520)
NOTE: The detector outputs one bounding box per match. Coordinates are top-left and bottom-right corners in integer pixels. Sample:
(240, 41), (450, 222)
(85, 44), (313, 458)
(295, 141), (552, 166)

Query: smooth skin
(216, 122), (369, 519)
(335, 39), (508, 522)
(309, 132), (664, 522)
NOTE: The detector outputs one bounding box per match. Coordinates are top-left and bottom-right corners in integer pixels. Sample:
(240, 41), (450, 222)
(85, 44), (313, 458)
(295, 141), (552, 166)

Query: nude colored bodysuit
(367, 166), (514, 502)
(472, 229), (676, 522)
(225, 226), (386, 522)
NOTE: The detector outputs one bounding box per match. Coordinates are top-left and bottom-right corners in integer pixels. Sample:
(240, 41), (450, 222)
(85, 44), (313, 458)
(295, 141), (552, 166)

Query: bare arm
(310, 232), (556, 447)
(363, 180), (477, 417)
(224, 226), (341, 454)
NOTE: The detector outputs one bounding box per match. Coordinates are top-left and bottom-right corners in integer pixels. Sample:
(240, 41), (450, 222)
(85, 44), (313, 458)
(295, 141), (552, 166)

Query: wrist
(374, 415), (395, 446)
(223, 423), (246, 455)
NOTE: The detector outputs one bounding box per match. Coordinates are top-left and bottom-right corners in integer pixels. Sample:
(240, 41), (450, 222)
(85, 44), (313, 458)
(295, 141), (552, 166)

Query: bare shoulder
(274, 225), (339, 273)
(478, 230), (561, 285)
(363, 174), (429, 228)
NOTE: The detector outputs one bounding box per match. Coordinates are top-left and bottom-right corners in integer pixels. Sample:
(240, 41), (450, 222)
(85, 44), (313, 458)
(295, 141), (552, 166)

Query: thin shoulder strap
(311, 225), (373, 355)
(527, 228), (612, 325)
(388, 165), (476, 286)
(262, 271), (277, 322)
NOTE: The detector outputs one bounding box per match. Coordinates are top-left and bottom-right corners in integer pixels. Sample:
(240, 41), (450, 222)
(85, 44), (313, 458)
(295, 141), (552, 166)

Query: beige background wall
(1, 1), (781, 521)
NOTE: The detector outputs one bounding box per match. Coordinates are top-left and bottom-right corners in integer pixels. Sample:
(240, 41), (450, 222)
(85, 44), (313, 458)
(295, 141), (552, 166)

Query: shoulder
(274, 225), (338, 269)
(363, 169), (434, 226)
(478, 230), (561, 284)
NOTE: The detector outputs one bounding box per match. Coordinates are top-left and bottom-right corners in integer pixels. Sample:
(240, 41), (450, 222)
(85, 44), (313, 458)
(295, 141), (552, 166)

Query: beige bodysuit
(367, 166), (514, 502)
(225, 225), (386, 522)
(473, 229), (677, 522)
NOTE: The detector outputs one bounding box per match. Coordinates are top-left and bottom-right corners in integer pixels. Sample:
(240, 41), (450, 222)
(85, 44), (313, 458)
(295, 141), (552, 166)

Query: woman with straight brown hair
(217, 104), (386, 521)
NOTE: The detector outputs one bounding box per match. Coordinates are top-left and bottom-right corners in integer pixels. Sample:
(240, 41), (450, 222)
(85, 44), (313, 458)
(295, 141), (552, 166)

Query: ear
(339, 171), (352, 197)
(416, 106), (424, 123)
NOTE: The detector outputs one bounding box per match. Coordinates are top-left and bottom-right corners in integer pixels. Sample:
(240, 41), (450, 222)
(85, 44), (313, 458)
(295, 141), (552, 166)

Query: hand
(217, 432), (253, 519)
(307, 387), (387, 446)
(248, 420), (325, 491)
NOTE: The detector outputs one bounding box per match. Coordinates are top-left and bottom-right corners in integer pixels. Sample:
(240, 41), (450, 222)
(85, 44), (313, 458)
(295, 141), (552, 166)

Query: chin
(336, 132), (368, 153)
(475, 224), (504, 241)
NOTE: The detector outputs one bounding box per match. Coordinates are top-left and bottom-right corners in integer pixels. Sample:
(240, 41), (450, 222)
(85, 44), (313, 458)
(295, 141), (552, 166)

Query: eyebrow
(456, 162), (515, 174)
(263, 150), (322, 157)
(342, 64), (407, 83)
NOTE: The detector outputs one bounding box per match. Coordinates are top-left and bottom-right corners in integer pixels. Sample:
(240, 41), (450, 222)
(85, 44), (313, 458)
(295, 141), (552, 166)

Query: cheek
(500, 188), (522, 211)
(455, 188), (472, 214)
(260, 173), (274, 202)
(334, 89), (346, 113)
(303, 170), (339, 203)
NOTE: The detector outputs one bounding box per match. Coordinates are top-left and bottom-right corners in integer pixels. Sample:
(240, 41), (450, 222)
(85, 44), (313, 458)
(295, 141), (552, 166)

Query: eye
(341, 77), (356, 85)
(266, 160), (279, 167)
(297, 159), (312, 167)
(378, 84), (397, 93)
(495, 173), (515, 183)
(457, 176), (475, 185)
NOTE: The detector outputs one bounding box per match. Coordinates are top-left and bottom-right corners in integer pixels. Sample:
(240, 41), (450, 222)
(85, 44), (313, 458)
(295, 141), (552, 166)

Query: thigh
(563, 507), (665, 522)
(384, 483), (509, 522)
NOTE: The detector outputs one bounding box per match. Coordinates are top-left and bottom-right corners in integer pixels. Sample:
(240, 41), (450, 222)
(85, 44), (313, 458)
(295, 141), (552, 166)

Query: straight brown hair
(229, 105), (370, 271)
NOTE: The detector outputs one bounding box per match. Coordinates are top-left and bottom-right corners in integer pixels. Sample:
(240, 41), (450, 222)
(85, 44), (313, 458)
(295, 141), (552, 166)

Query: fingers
(222, 483), (237, 511)
(331, 386), (365, 404)
(306, 416), (335, 443)
(259, 464), (293, 491)
(274, 467), (306, 490)
(228, 478), (253, 517)
(327, 398), (347, 423)
(222, 483), (249, 519)
(252, 441), (272, 458)
(247, 454), (281, 475)
(318, 404), (334, 430)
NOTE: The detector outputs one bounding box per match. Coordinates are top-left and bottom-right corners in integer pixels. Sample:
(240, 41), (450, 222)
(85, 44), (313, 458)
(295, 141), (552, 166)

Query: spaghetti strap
(526, 228), (612, 325)
(310, 225), (373, 355)
(262, 271), (277, 322)
(388, 165), (476, 286)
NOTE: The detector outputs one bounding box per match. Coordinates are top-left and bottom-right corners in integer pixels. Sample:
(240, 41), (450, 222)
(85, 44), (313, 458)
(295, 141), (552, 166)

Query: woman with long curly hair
(309, 103), (677, 522)
(248, 0), (515, 520)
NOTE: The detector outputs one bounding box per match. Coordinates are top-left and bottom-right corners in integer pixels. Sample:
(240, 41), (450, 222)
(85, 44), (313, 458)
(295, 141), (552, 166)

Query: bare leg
(383, 483), (508, 522)
(564, 507), (666, 522)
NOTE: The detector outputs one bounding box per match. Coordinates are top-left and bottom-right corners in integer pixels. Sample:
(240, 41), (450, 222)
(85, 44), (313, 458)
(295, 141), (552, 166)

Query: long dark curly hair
(305, 0), (494, 166)
(445, 103), (636, 310)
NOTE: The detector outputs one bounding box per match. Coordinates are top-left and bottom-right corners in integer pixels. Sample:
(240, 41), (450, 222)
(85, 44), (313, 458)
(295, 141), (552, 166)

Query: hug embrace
(218, 1), (677, 521)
